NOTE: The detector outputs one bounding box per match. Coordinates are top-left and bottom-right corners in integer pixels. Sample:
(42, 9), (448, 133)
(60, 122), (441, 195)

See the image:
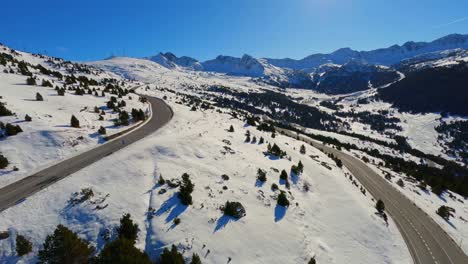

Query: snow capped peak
(145, 52), (203, 70)
(202, 54), (265, 77)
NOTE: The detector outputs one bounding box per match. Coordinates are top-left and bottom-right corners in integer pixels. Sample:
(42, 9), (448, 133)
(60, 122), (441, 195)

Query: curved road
(0, 95), (173, 212)
(277, 128), (468, 264)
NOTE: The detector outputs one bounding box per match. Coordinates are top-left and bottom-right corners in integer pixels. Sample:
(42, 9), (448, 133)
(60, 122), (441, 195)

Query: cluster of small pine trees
(131, 108), (146, 121)
(266, 143), (286, 158)
(1, 122), (23, 136)
(291, 160), (304, 175)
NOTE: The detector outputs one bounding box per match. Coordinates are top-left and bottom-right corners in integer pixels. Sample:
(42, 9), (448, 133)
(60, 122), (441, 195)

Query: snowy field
(0, 88), (411, 263)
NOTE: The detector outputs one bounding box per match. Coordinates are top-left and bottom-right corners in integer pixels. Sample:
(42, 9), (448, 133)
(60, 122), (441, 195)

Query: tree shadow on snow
(155, 193), (188, 223)
(255, 179), (265, 188)
(274, 205), (287, 222)
(214, 215), (239, 233)
(290, 171), (299, 184)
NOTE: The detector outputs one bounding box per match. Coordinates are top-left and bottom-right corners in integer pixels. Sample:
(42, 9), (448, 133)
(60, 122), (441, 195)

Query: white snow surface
(0, 87), (411, 263)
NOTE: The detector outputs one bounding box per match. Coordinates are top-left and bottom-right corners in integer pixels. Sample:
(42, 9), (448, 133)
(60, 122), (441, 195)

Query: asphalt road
(278, 128), (468, 264)
(0, 95), (173, 212)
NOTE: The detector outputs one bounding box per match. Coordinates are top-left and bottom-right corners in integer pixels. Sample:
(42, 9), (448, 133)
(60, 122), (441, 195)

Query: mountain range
(131, 34), (468, 94)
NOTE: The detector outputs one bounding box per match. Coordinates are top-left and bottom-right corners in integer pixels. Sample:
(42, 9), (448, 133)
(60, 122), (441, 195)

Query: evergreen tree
(222, 201), (246, 218)
(257, 168), (267, 182)
(36, 92), (44, 101)
(277, 191), (289, 207)
(95, 238), (151, 264)
(70, 115), (80, 128)
(271, 131), (276, 138)
(117, 214), (139, 243)
(16, 234), (32, 256)
(396, 179), (405, 187)
(5, 123), (23, 136)
(0, 154), (8, 169)
(228, 125), (234, 132)
(245, 134), (251, 142)
(38, 225), (94, 264)
(376, 199), (385, 213)
(158, 175), (165, 185)
(300, 144), (306, 154)
(159, 245), (184, 264)
(280, 170), (288, 181)
(259, 137), (264, 144)
(190, 253), (202, 264)
(25, 114), (32, 122)
(26, 77), (36, 85)
(41, 79), (53, 87)
(436, 205), (452, 220)
(98, 126), (106, 135)
(179, 173), (194, 205)
(0, 102), (13, 116)
(308, 256), (316, 264)
(57, 88), (65, 96)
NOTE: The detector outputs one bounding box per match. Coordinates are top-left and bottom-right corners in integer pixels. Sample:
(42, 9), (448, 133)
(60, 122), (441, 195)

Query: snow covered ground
(0, 49), (148, 188)
(345, 149), (468, 255)
(0, 87), (411, 263)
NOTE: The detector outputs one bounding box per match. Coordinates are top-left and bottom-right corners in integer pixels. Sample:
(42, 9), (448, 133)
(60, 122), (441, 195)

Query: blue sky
(1, 0), (467, 61)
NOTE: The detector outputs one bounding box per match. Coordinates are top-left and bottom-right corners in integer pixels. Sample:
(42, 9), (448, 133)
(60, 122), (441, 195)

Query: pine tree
(257, 168), (267, 182)
(38, 225), (94, 264)
(280, 170), (288, 180)
(117, 214), (139, 243)
(95, 237), (151, 264)
(436, 205), (451, 220)
(245, 134), (251, 142)
(25, 114), (32, 122)
(228, 125), (234, 132)
(70, 115), (80, 128)
(0, 154), (8, 169)
(158, 175), (165, 185)
(159, 245), (184, 264)
(16, 234), (32, 256)
(98, 126), (106, 135)
(376, 199), (385, 213)
(26, 76), (36, 85)
(271, 131), (276, 138)
(190, 253), (202, 264)
(300, 144), (306, 154)
(277, 191), (289, 207)
(308, 256), (316, 264)
(36, 92), (44, 101)
(259, 137), (264, 144)
(179, 173), (194, 205)
(396, 179), (405, 187)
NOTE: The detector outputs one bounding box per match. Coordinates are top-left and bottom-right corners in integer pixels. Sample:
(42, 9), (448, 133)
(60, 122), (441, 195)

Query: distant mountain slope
(312, 60), (400, 94)
(146, 52), (203, 70)
(378, 60), (468, 116)
(266, 34), (468, 70)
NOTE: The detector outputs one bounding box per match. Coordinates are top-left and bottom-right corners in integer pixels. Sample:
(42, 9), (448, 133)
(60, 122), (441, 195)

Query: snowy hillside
(0, 45), (149, 188)
(0, 84), (411, 263)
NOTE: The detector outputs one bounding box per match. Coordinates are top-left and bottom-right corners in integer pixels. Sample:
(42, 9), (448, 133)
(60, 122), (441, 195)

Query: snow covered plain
(0, 86), (411, 263)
